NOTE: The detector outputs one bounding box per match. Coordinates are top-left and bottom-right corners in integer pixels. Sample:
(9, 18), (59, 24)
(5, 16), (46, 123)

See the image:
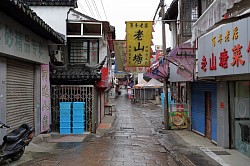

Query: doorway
(205, 91), (212, 139)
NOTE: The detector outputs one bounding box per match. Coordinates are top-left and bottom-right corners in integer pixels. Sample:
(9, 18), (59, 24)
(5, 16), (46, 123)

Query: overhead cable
(91, 0), (102, 20)
(86, 0), (95, 18)
(101, 0), (108, 20)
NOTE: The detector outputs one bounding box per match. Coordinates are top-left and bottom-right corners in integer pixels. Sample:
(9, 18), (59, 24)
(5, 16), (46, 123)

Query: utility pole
(160, 0), (169, 130)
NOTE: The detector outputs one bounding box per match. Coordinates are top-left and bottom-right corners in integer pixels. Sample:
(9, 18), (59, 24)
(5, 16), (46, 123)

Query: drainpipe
(227, 82), (231, 149)
(100, 92), (102, 123)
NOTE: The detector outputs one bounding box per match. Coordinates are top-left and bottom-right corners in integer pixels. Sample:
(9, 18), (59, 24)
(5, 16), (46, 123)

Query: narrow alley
(5, 89), (220, 166)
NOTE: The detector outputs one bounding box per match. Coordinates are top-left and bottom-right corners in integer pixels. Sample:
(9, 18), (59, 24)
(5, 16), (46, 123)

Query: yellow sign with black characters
(126, 21), (153, 67)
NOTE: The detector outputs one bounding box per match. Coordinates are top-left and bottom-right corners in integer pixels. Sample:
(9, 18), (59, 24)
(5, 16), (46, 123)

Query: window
(67, 23), (81, 35)
(182, 0), (199, 36)
(69, 39), (99, 64)
(67, 22), (102, 37)
(234, 81), (250, 156)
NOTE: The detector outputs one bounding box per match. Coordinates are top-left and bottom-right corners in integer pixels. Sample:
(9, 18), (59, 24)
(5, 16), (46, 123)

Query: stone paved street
(6, 89), (220, 166)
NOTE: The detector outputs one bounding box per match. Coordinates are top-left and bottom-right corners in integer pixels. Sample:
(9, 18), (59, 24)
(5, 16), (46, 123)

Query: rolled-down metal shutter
(6, 59), (35, 130)
(191, 82), (217, 141)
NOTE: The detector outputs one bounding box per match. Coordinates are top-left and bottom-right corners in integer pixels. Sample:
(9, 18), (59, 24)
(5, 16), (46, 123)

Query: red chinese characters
(210, 53), (216, 70)
(247, 41), (250, 53)
(219, 49), (229, 68)
(231, 44), (245, 67)
(201, 56), (207, 72)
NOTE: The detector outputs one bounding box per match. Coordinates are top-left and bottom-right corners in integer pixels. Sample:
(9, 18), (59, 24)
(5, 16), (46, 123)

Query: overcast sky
(77, 0), (172, 50)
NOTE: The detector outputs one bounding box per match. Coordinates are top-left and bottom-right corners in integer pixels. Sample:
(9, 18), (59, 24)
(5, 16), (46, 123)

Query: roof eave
(0, 0), (65, 44)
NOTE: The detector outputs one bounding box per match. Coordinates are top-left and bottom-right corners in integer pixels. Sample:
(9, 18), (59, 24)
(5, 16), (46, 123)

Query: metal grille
(181, 0), (199, 37)
(6, 59), (35, 130)
(51, 85), (95, 132)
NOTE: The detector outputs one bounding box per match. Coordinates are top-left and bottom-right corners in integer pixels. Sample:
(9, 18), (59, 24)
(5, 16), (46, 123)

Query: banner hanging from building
(126, 21), (153, 67)
(113, 40), (126, 71)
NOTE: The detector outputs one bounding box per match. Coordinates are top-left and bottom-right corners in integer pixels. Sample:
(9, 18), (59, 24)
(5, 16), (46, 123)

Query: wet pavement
(3, 89), (221, 166)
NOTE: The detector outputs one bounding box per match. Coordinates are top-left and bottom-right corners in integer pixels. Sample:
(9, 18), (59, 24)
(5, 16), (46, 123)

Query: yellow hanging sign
(126, 21), (153, 67)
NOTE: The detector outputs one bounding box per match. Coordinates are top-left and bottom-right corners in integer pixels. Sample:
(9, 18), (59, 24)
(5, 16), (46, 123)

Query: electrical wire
(153, 2), (161, 21)
(91, 0), (102, 20)
(85, 0), (95, 18)
(78, 1), (87, 14)
(152, 1), (161, 28)
(100, 0), (108, 20)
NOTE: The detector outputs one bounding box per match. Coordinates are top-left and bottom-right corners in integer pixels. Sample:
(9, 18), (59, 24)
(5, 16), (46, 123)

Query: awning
(144, 58), (169, 79)
(167, 55), (196, 82)
(145, 41), (195, 81)
(134, 79), (147, 88)
(168, 42), (195, 57)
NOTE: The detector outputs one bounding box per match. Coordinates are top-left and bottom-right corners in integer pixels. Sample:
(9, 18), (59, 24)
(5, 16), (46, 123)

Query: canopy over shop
(134, 78), (163, 101)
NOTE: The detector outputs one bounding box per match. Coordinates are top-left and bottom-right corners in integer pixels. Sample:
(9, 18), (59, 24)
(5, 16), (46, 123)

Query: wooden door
(205, 92), (212, 139)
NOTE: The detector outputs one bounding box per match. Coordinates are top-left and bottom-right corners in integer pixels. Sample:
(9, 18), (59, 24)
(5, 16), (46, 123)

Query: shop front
(197, 15), (250, 157)
(234, 81), (250, 157)
(0, 0), (64, 143)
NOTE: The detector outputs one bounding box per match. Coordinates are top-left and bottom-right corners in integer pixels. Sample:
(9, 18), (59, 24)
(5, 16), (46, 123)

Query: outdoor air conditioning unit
(52, 50), (63, 62)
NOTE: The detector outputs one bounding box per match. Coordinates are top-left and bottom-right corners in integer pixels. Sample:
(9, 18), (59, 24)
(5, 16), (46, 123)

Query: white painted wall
(169, 22), (177, 49)
(99, 39), (108, 64)
(30, 6), (71, 37)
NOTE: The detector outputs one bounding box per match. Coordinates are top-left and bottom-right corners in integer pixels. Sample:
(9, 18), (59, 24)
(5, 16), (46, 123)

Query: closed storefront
(197, 13), (250, 156)
(6, 59), (35, 130)
(0, 0), (64, 143)
(191, 82), (217, 142)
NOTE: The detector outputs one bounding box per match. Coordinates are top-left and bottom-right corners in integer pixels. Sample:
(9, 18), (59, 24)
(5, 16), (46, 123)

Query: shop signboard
(114, 71), (125, 79)
(0, 13), (49, 64)
(126, 21), (153, 67)
(197, 17), (250, 77)
(169, 111), (188, 129)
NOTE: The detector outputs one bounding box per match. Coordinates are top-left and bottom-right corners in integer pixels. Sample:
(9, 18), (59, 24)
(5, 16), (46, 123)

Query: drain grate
(212, 151), (231, 155)
(120, 127), (134, 130)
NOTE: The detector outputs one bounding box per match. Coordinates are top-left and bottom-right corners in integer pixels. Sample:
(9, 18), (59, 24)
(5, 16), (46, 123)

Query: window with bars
(69, 39), (99, 64)
(182, 0), (199, 37)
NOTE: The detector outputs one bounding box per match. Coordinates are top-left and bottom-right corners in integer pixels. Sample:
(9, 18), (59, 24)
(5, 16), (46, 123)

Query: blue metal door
(191, 82), (217, 141)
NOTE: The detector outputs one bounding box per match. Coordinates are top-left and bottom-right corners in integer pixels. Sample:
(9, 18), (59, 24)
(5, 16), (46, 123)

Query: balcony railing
(191, 0), (242, 43)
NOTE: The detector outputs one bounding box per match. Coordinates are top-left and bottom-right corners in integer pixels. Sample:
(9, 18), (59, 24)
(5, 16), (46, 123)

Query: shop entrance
(205, 91), (212, 139)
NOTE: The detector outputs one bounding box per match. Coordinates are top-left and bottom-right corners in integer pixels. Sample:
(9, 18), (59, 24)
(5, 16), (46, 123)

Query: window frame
(68, 38), (99, 65)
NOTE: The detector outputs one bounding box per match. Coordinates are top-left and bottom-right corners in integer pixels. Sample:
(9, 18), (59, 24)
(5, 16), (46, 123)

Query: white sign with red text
(198, 17), (250, 77)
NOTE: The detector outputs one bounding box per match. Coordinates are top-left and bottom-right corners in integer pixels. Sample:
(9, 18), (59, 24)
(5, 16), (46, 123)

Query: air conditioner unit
(52, 50), (63, 62)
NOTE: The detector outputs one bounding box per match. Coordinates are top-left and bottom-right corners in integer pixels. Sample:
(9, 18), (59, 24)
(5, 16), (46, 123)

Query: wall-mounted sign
(198, 17), (250, 77)
(0, 13), (49, 64)
(41, 64), (51, 132)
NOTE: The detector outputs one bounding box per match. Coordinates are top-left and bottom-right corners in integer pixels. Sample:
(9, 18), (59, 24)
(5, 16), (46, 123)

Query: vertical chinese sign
(41, 64), (51, 132)
(126, 21), (153, 67)
(113, 40), (126, 71)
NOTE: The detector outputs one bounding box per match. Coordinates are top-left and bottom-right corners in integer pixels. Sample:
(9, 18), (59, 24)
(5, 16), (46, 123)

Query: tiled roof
(50, 67), (102, 84)
(21, 0), (77, 7)
(163, 0), (178, 21)
(50, 56), (107, 85)
(0, 0), (64, 44)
